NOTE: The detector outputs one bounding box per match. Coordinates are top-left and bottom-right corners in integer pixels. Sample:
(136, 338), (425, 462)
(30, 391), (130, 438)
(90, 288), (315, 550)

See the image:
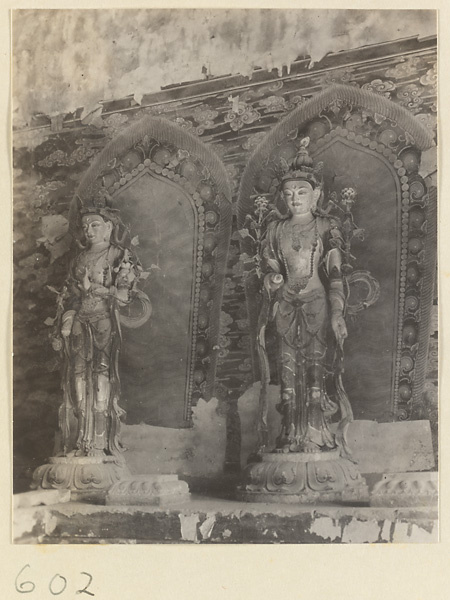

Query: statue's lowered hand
(331, 314), (347, 346)
(61, 310), (76, 338)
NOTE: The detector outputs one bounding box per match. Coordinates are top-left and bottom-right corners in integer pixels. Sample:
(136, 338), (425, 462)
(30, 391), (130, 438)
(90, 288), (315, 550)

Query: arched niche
(238, 84), (436, 423)
(71, 117), (232, 428)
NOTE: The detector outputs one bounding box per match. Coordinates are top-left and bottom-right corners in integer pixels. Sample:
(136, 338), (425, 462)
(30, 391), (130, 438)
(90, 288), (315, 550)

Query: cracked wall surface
(13, 9), (436, 126)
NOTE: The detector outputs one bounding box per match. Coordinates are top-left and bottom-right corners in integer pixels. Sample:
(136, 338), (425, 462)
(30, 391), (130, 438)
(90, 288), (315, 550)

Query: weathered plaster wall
(12, 11), (438, 491)
(13, 9), (436, 126)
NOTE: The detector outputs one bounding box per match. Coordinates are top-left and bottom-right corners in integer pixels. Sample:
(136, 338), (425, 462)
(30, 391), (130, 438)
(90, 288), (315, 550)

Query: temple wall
(13, 37), (437, 491)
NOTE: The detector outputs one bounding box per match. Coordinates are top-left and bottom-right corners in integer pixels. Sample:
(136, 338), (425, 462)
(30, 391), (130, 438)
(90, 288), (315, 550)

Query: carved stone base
(105, 475), (190, 506)
(237, 450), (369, 504)
(369, 472), (438, 507)
(31, 456), (131, 502)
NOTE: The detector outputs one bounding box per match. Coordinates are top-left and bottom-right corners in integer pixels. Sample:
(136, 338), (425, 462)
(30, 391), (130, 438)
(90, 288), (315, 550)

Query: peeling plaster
(408, 523), (437, 543)
(380, 519), (392, 542)
(15, 503), (438, 544)
(392, 520), (437, 543)
(179, 513), (200, 542)
(13, 509), (43, 540)
(309, 516), (341, 542)
(341, 518), (381, 544)
(199, 515), (216, 540)
(12, 9), (436, 126)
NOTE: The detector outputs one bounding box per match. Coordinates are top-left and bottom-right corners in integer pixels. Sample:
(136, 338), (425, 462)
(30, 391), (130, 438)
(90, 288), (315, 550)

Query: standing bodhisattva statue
(32, 188), (194, 504)
(260, 139), (349, 454)
(239, 138), (369, 502)
(50, 191), (151, 460)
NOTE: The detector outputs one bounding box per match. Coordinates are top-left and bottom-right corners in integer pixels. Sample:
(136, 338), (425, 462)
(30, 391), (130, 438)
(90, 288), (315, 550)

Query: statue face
(81, 214), (112, 245)
(282, 180), (319, 216)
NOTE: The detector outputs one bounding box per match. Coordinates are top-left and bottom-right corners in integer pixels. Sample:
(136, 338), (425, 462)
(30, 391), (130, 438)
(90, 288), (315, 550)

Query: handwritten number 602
(15, 565), (94, 596)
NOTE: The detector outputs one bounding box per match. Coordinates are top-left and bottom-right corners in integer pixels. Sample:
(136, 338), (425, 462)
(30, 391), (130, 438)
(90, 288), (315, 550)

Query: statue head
(279, 137), (323, 215)
(71, 185), (128, 249)
(282, 179), (320, 216)
(81, 212), (113, 246)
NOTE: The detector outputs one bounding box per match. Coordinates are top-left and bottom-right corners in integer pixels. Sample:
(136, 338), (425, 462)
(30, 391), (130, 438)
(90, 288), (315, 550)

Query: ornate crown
(78, 184), (121, 223)
(279, 137), (323, 189)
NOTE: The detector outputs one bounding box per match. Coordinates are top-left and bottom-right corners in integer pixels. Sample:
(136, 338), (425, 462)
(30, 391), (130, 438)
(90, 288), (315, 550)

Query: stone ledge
(370, 472), (438, 507)
(14, 496), (438, 544)
(106, 475), (190, 506)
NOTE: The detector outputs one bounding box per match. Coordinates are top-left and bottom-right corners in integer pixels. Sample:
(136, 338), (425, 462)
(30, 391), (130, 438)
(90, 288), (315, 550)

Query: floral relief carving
(396, 84), (424, 113)
(172, 116), (194, 131)
(285, 95), (307, 111)
(191, 104), (219, 135)
(420, 63), (437, 94)
(37, 150), (72, 168)
(143, 101), (184, 116)
(385, 56), (424, 79)
(216, 310), (234, 363)
(258, 95), (288, 113)
(222, 276), (237, 296)
(224, 99), (260, 131)
(361, 79), (396, 98)
(102, 113), (129, 137)
(239, 80), (284, 103)
(315, 67), (358, 87)
(37, 145), (97, 168)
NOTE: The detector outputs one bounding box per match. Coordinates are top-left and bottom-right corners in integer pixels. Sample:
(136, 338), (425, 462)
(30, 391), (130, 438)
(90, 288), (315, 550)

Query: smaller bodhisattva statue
(239, 138), (370, 503)
(32, 189), (151, 499)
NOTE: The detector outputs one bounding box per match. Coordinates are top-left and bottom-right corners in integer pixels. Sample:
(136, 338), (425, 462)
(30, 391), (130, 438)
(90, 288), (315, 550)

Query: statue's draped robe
(262, 216), (346, 450)
(57, 244), (137, 457)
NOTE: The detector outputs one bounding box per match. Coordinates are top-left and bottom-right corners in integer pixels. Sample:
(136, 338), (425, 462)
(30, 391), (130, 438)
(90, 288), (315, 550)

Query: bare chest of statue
(75, 248), (112, 287)
(75, 247), (114, 316)
(280, 220), (320, 279)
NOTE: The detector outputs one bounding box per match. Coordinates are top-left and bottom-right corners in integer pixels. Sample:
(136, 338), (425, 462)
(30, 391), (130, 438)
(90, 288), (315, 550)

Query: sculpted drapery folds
(51, 190), (151, 459)
(256, 137), (354, 457)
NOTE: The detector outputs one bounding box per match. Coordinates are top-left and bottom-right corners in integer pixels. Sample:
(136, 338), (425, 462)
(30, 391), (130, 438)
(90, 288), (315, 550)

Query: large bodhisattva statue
(32, 190), (153, 500)
(239, 139), (369, 503)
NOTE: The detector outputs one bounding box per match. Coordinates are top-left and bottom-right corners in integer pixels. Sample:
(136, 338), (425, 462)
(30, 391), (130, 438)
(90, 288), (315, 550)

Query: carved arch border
(238, 84), (437, 422)
(70, 116), (233, 420)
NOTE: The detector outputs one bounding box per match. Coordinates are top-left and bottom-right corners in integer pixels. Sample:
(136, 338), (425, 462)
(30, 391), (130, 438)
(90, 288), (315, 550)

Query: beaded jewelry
(281, 220), (319, 293)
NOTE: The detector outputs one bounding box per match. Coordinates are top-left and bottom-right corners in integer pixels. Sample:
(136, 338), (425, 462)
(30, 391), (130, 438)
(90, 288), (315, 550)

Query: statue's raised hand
(264, 272), (284, 294)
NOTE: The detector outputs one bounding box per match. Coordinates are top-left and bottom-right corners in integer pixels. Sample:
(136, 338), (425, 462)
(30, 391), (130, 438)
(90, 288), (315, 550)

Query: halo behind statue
(119, 289), (152, 329)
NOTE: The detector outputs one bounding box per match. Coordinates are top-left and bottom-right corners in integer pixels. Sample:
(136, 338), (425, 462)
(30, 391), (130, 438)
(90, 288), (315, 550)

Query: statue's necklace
(290, 217), (315, 251)
(80, 247), (112, 288)
(82, 246), (109, 268)
(281, 220), (319, 293)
